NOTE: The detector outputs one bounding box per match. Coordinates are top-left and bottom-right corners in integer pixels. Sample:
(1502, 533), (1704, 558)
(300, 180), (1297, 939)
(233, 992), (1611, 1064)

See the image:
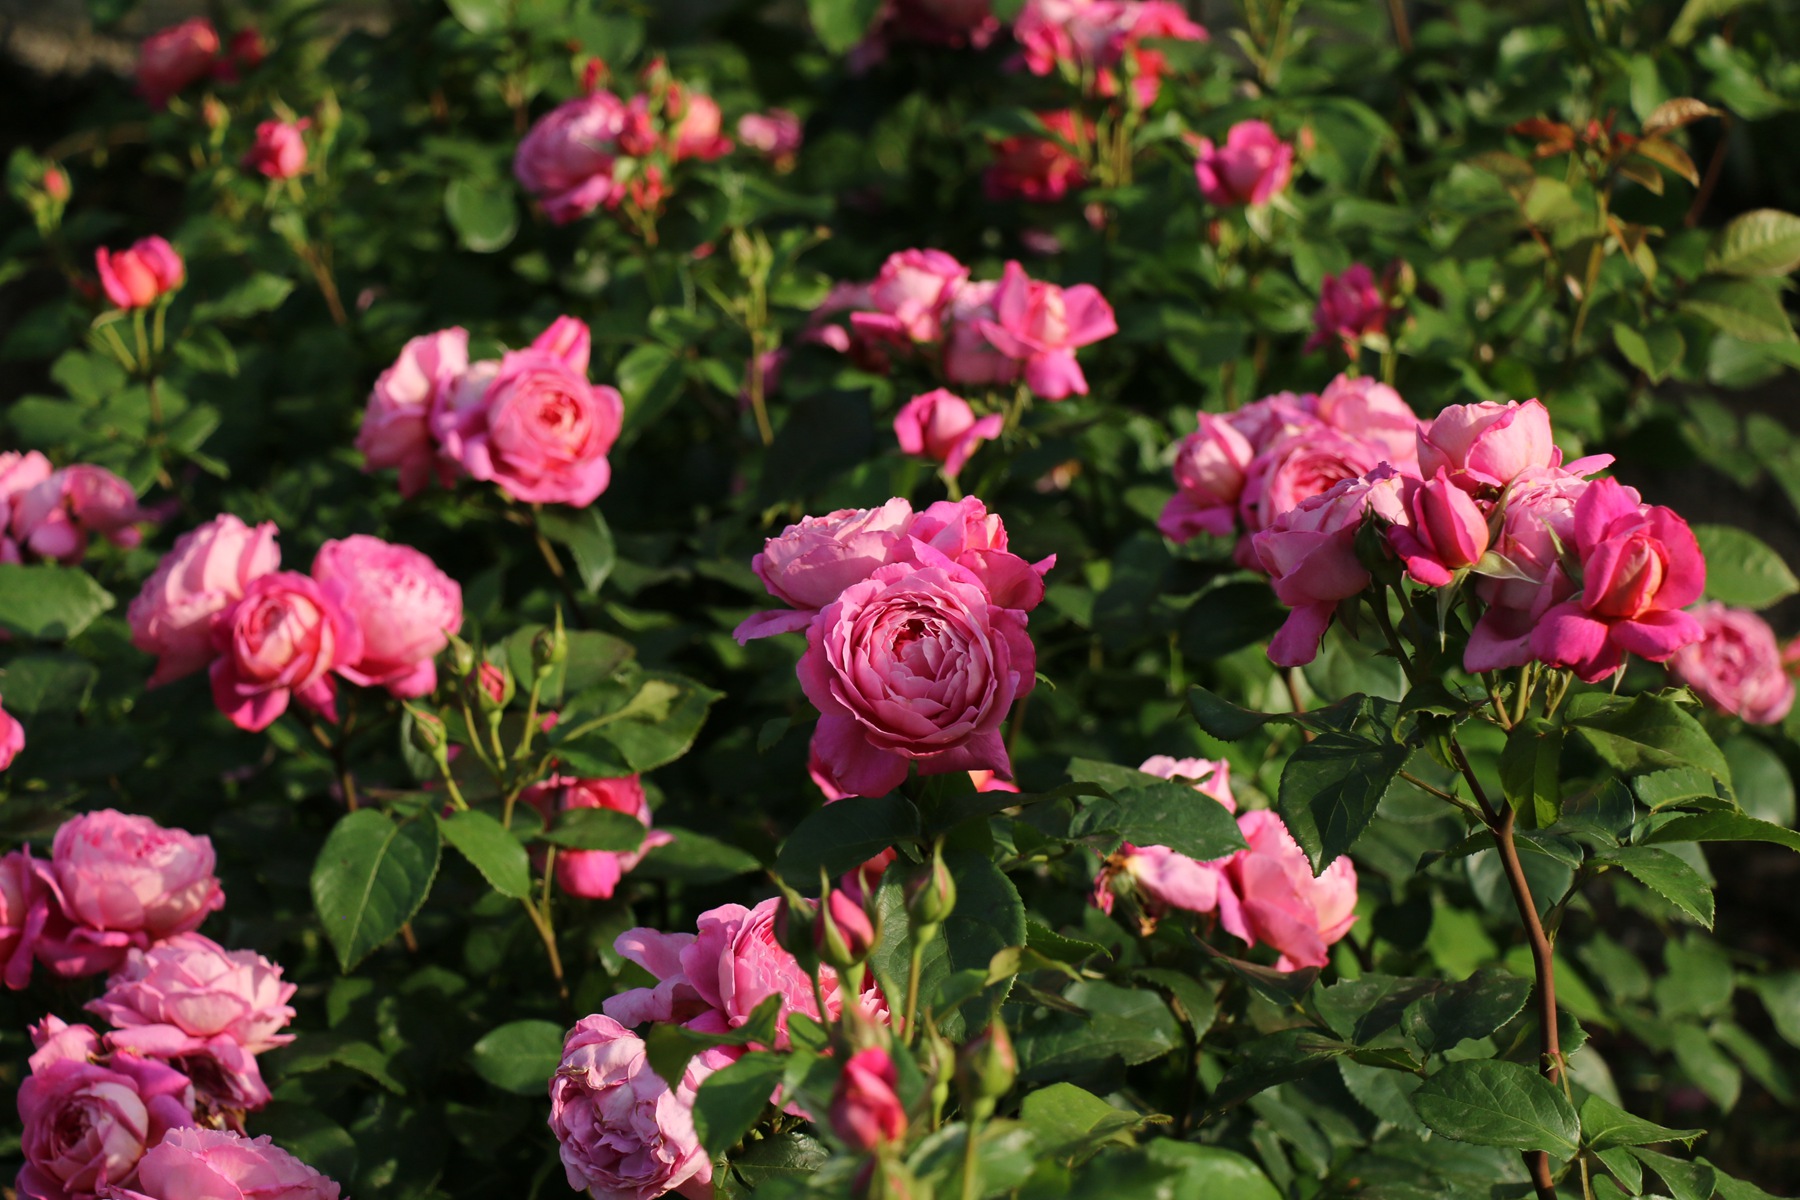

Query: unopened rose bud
(956, 1019), (1016, 1108)
(830, 1046), (907, 1152)
(476, 661), (513, 710)
(907, 844), (956, 930)
(816, 888), (877, 970)
(409, 708), (447, 755)
(43, 166), (69, 202)
(533, 612), (568, 678)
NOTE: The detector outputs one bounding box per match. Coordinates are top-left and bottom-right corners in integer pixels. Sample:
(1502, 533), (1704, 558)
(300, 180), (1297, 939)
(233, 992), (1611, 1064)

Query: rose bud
(906, 844), (956, 930)
(816, 888), (877, 970)
(1388, 471), (1492, 587)
(95, 237), (186, 310)
(243, 118), (310, 179)
(956, 1019), (1017, 1108)
(830, 1046), (908, 1152)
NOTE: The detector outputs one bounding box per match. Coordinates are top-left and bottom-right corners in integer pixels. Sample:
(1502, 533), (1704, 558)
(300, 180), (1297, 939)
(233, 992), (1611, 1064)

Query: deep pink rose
(1, 848), (55, 989)
(968, 769), (1020, 794)
(1305, 263), (1386, 354)
(737, 109), (803, 162)
(209, 572), (362, 732)
(1416, 399), (1558, 493)
(666, 87), (733, 162)
(1528, 478), (1706, 682)
(830, 1047), (906, 1151)
(1194, 119), (1293, 207)
(96, 238), (185, 311)
(941, 280), (1017, 388)
(11, 466), (147, 564)
(514, 90), (635, 223)
(548, 1014), (730, 1200)
(1387, 470), (1493, 587)
(1159, 413), (1256, 542)
(894, 389), (1003, 476)
(100, 1127), (340, 1200)
(984, 111), (1090, 203)
(357, 328), (470, 497)
(1671, 604), (1795, 725)
(136, 18), (219, 107)
(1240, 425), (1383, 535)
(243, 119), (309, 179)
(312, 535), (461, 700)
(0, 693), (22, 771)
(129, 514), (281, 689)
(1221, 809), (1357, 971)
(1464, 466), (1604, 673)
(17, 1034), (195, 1200)
(849, 249), (969, 346)
(977, 261), (1118, 401)
(1314, 374), (1421, 475)
(519, 775), (672, 900)
(735, 499), (917, 642)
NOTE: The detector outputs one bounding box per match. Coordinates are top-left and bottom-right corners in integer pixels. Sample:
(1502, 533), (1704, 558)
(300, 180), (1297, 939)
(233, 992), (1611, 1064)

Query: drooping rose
(1305, 263), (1386, 355)
(1416, 399), (1558, 494)
(128, 514), (281, 688)
(984, 110), (1090, 203)
(1387, 470), (1493, 587)
(209, 572), (362, 732)
(1194, 119), (1293, 208)
(977, 261), (1118, 401)
(849, 250), (969, 347)
(514, 90), (635, 223)
(1222, 809), (1358, 971)
(136, 18), (220, 107)
(1670, 604), (1795, 726)
(519, 775), (672, 900)
(96, 238), (185, 310)
(1159, 413), (1256, 543)
(100, 1127), (341, 1200)
(356, 328), (470, 498)
(312, 536), (462, 700)
(830, 1047), (907, 1151)
(894, 389), (1003, 477)
(734, 499), (917, 642)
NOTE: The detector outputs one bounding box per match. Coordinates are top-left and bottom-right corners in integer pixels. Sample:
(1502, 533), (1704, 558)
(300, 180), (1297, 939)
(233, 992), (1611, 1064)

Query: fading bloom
(1222, 810), (1358, 970)
(313, 536), (462, 700)
(1305, 264), (1386, 355)
(1194, 119), (1293, 207)
(894, 389), (1003, 477)
(96, 238), (185, 310)
(243, 119), (309, 179)
(128, 514), (280, 688)
(1671, 604), (1794, 725)
(209, 572), (362, 731)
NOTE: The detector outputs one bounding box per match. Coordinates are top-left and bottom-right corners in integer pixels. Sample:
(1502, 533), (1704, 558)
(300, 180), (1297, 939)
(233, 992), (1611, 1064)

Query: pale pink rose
(128, 514), (281, 688)
(1138, 754), (1235, 810)
(136, 18), (219, 107)
(100, 1127), (340, 1200)
(547, 1014), (731, 1200)
(984, 110), (1090, 203)
(799, 560), (1035, 797)
(1194, 119), (1293, 207)
(1159, 413), (1256, 542)
(894, 389), (1003, 476)
(209, 571), (363, 732)
(1314, 374), (1421, 475)
(942, 279), (1018, 388)
(736, 110), (803, 162)
(12, 466), (147, 564)
(1093, 842), (1232, 922)
(243, 119), (308, 179)
(312, 536), (461, 700)
(0, 692), (22, 771)
(830, 1047), (907, 1151)
(1387, 470), (1492, 587)
(357, 328), (470, 497)
(666, 87), (733, 162)
(1305, 263), (1386, 354)
(1671, 604), (1795, 725)
(734, 499), (917, 642)
(29, 1015), (103, 1071)
(514, 90), (635, 223)
(977, 261), (1117, 401)
(1417, 399), (1558, 493)
(849, 249), (969, 346)
(45, 812), (223, 978)
(1, 848), (55, 989)
(519, 775), (672, 900)
(0, 451), (56, 559)
(17, 1036), (196, 1200)
(1240, 426), (1383, 535)
(1222, 809), (1358, 971)
(96, 238), (185, 310)
(1464, 466), (1603, 673)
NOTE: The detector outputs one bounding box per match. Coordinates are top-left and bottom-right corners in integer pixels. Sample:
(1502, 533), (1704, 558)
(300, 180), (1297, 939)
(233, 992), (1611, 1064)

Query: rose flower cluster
(1092, 757), (1358, 971)
(735, 496), (1053, 797)
(129, 513), (463, 731)
(358, 315), (624, 508)
(1013, 0), (1208, 108)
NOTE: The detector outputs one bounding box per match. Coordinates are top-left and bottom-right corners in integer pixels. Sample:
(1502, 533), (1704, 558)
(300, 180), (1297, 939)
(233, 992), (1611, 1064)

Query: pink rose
(1416, 399), (1558, 493)
(968, 769), (1020, 794)
(312, 536), (461, 699)
(209, 572), (362, 732)
(1138, 754), (1234, 809)
(799, 559), (1035, 797)
(1093, 755), (1237, 922)
(0, 451), (56, 560)
(666, 87), (733, 162)
(520, 775), (672, 900)
(100, 1127), (340, 1200)
(17, 1036), (195, 1200)
(1240, 426), (1382, 535)
(243, 119), (309, 179)
(1529, 477), (1706, 682)
(941, 279), (1018, 388)
(1225, 390), (1319, 452)
(735, 499), (917, 642)
(96, 238), (185, 311)
(1387, 470), (1492, 587)
(840, 849), (898, 907)
(0, 693), (22, 771)
(1194, 119), (1293, 208)
(128, 514), (281, 688)
(1117, 2), (1208, 106)
(1671, 604), (1795, 725)
(1464, 466), (1602, 673)
(830, 1047), (907, 1151)
(548, 1014), (729, 1200)
(984, 110), (1090, 203)
(357, 327), (470, 497)
(514, 90), (635, 223)
(904, 495), (1055, 613)
(894, 389), (1003, 476)
(1221, 809), (1358, 971)
(11, 466), (147, 564)
(977, 261), (1118, 401)
(136, 18), (219, 107)
(1, 848), (55, 989)
(1159, 413), (1256, 542)
(849, 249), (969, 346)
(737, 109), (803, 162)
(1305, 263), (1386, 354)
(1314, 374), (1421, 475)
(1015, 0), (1204, 106)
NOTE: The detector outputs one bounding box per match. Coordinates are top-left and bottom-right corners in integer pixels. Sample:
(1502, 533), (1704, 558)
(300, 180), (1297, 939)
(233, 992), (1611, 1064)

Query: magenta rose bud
(357, 327), (470, 497)
(311, 536), (462, 700)
(209, 571), (363, 732)
(983, 110), (1090, 203)
(49, 811), (223, 964)
(1388, 471), (1492, 587)
(519, 775), (672, 900)
(243, 118), (310, 179)
(17, 1039), (196, 1200)
(1670, 604), (1795, 725)
(1305, 263), (1386, 355)
(136, 18), (220, 107)
(894, 390), (1003, 477)
(734, 499), (917, 642)
(815, 888), (877, 968)
(96, 237), (186, 310)
(850, 249), (969, 347)
(1194, 119), (1294, 208)
(514, 90), (635, 223)
(100, 1126), (341, 1200)
(129, 514), (281, 688)
(1219, 809), (1357, 971)
(976, 261), (1117, 401)
(1416, 399), (1558, 493)
(1159, 413), (1256, 543)
(0, 693), (22, 771)
(547, 1014), (730, 1200)
(830, 1047), (907, 1152)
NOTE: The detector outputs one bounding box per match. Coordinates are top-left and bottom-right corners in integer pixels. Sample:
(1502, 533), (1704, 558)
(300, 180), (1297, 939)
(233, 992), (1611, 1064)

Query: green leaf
(632, 827), (761, 883)
(538, 806), (646, 852)
(807, 0), (882, 53)
(731, 1130), (828, 1188)
(1570, 693), (1731, 787)
(1016, 981), (1182, 1080)
(1018, 1083), (1144, 1163)
(1142, 1144), (1283, 1200)
(437, 810), (531, 899)
(1682, 278), (1798, 344)
(1413, 1060), (1580, 1154)
(444, 178), (520, 253)
(1593, 845), (1715, 928)
(1277, 732), (1408, 871)
(0, 653), (96, 715)
(256, 1103), (359, 1185)
(1189, 685), (1367, 741)
(1612, 322), (1685, 383)
(535, 506), (616, 594)
(469, 1019), (565, 1095)
(190, 273), (294, 322)
(445, 0), (512, 35)
(1669, 0), (1755, 44)
(1070, 781), (1247, 862)
(776, 793), (918, 886)
(1694, 524), (1800, 608)
(1707, 208), (1800, 277)
(644, 994), (781, 1089)
(310, 810), (441, 972)
(1501, 718), (1564, 828)
(1630, 1147), (1717, 1200)
(693, 1051), (787, 1158)
(1207, 1028), (1353, 1112)
(1710, 1161), (1787, 1200)
(1192, 935), (1321, 1007)
(0, 565), (115, 640)
(1642, 810), (1800, 853)
(1751, 973), (1800, 1049)
(1580, 1093), (1705, 1150)
(1401, 967), (1534, 1055)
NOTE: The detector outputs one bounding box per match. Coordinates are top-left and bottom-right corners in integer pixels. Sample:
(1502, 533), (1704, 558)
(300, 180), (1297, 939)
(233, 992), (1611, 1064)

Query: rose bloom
(1387, 470), (1492, 587)
(1138, 753), (1234, 806)
(101, 1127), (341, 1200)
(1222, 809), (1358, 971)
(357, 328), (470, 497)
(11, 465), (147, 564)
(0, 450), (56, 560)
(1670, 604), (1795, 725)
(1015, 0), (1206, 107)
(96, 237), (185, 310)
(1464, 466), (1603, 673)
(1194, 119), (1293, 208)
(209, 571), (363, 732)
(830, 1047), (907, 1151)
(136, 18), (219, 107)
(849, 249), (969, 347)
(905, 495), (1055, 611)
(1159, 413), (1255, 543)
(312, 536), (462, 700)
(1529, 477), (1706, 683)
(548, 1014), (731, 1200)
(941, 279), (1018, 389)
(1094, 754), (1238, 923)
(1305, 263), (1386, 354)
(1416, 399), (1558, 494)
(243, 118), (309, 179)
(0, 692), (23, 772)
(736, 109), (803, 163)
(984, 111), (1091, 203)
(1, 848), (55, 989)
(129, 514), (280, 688)
(513, 90), (636, 223)
(1314, 374), (1421, 475)
(894, 389), (1003, 477)
(734, 498), (917, 641)
(976, 261), (1118, 401)
(665, 86), (733, 162)
(1239, 425), (1382, 535)
(519, 775), (673, 900)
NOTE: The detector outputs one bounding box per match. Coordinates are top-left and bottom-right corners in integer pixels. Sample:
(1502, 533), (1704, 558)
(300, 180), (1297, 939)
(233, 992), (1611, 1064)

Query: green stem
(960, 1114), (982, 1200)
(904, 938), (929, 1046)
